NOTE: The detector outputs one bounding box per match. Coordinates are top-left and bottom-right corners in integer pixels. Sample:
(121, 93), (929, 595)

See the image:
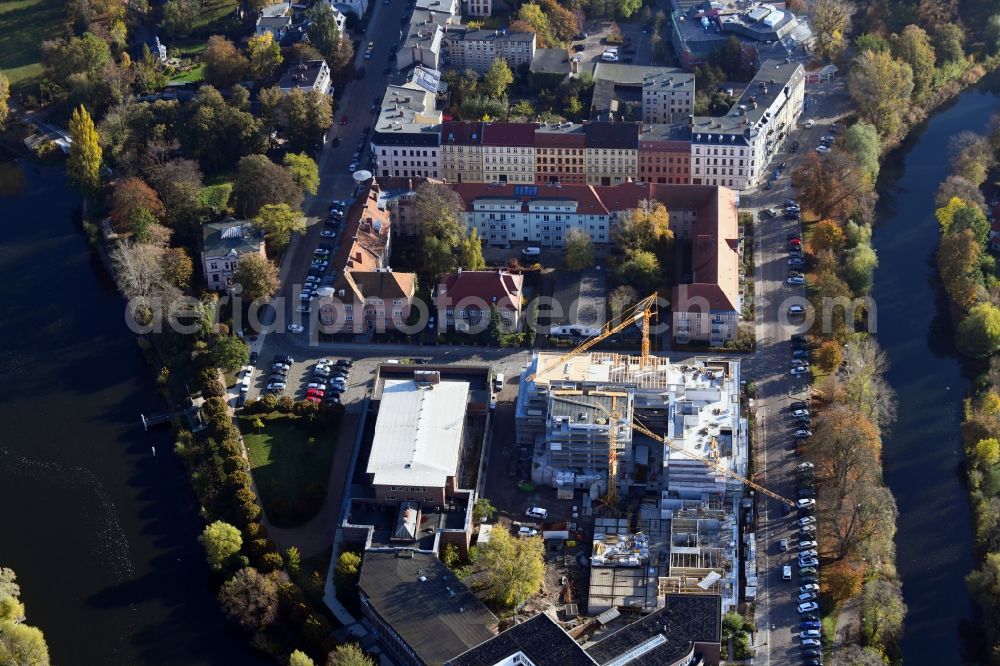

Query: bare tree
(111, 242), (164, 305)
(819, 479), (897, 562)
(807, 405), (881, 500)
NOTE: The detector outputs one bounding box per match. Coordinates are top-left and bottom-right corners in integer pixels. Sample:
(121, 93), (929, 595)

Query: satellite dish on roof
(353, 170), (373, 182)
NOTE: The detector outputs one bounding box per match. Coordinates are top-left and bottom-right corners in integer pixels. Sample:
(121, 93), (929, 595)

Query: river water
(0, 164), (267, 665)
(873, 73), (1000, 663)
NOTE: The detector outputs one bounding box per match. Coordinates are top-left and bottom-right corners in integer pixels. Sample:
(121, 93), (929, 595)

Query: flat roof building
(366, 377), (470, 506)
(360, 550), (497, 666)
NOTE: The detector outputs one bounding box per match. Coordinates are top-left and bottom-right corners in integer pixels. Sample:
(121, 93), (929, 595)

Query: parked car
(803, 119), (815, 128)
(798, 591), (817, 602)
(786, 275), (805, 286)
(822, 134), (836, 142)
(816, 145), (831, 153)
(788, 257), (805, 267)
(799, 556), (820, 567)
(793, 409), (810, 418)
(526, 507), (548, 519)
(793, 349), (812, 358)
(801, 621), (821, 630)
(800, 567), (818, 577)
(795, 429), (813, 438)
(790, 366), (808, 376)
(799, 540), (818, 551)
(798, 601), (819, 613)
(779, 539), (789, 552)
(802, 638), (822, 647)
(517, 526), (538, 537)
(801, 629), (822, 639)
(799, 515), (816, 526)
(802, 648), (821, 657)
(307, 383), (327, 391)
(321, 230), (336, 238)
(266, 382), (286, 391)
(296, 304), (311, 313)
(336, 359), (353, 367)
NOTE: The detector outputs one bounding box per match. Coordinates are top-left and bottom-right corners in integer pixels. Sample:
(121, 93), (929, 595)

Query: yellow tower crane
(524, 292), (659, 384)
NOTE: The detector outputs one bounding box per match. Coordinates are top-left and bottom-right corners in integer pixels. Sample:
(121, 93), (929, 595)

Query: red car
(340, 114), (349, 126)
(306, 388), (325, 398)
(789, 238), (801, 245)
(305, 396), (321, 404)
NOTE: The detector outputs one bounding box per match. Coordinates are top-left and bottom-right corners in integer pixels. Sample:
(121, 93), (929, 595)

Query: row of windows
(381, 149), (435, 157)
(538, 157), (583, 165)
(694, 147), (747, 156)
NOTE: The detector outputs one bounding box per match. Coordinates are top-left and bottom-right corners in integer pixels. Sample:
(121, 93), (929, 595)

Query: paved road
(741, 77), (853, 664)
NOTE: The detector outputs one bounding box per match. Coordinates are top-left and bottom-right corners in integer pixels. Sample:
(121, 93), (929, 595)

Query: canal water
(0, 164), (267, 665)
(873, 73), (1000, 663)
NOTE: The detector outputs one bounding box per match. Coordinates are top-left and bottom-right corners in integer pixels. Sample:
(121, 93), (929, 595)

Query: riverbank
(918, 70), (1000, 663)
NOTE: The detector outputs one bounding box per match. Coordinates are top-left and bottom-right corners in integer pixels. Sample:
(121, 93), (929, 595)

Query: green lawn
(240, 412), (338, 527)
(168, 64), (205, 84)
(0, 0), (64, 89)
(192, 0), (239, 34)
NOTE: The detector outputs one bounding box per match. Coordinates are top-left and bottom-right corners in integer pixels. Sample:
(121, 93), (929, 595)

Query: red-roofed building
(319, 270), (417, 334)
(671, 187), (741, 346)
(435, 269), (525, 332)
(534, 124), (587, 185)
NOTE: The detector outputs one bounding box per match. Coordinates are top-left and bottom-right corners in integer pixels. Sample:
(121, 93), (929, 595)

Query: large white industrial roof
(367, 378), (470, 488)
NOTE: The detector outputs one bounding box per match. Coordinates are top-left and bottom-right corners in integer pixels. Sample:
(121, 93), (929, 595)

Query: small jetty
(140, 412), (172, 431)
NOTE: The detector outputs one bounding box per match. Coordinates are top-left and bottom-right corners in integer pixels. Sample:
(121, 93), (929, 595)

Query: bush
(223, 455), (249, 474)
(260, 394), (278, 411)
(258, 552), (285, 573)
(226, 470), (253, 491)
(277, 396), (296, 412)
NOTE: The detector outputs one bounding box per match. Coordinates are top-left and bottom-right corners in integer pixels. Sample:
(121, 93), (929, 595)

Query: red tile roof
(333, 182), (392, 273)
(672, 187), (740, 313)
(441, 121), (484, 146)
(436, 270), (524, 312)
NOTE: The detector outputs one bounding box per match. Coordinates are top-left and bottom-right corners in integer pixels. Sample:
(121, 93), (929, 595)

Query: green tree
(844, 243), (878, 295)
(68, 105), (103, 195)
(162, 0), (197, 37)
(616, 249), (661, 293)
(0, 621), (50, 666)
(148, 159), (205, 231)
(976, 438), (1000, 466)
(254, 203), (306, 251)
(306, 3), (354, 74)
(213, 334), (250, 371)
(200, 520), (244, 568)
(510, 100), (536, 120)
(486, 304), (504, 344)
(182, 86), (264, 171)
(233, 155), (303, 218)
(891, 25), (936, 103)
(950, 131), (996, 186)
(202, 36), (249, 88)
(283, 153), (320, 195)
(933, 24), (965, 64)
(218, 567), (279, 632)
(127, 207), (159, 243)
(248, 32), (283, 79)
(811, 0), (854, 59)
(472, 497), (496, 523)
(616, 0), (642, 18)
(937, 229), (983, 310)
(613, 200), (673, 256)
(564, 228), (594, 270)
(0, 70), (9, 127)
(848, 49), (914, 137)
(957, 303), (1000, 358)
(285, 546), (302, 576)
(289, 650), (315, 666)
(233, 253), (281, 301)
(333, 551), (362, 593)
(842, 122), (881, 182)
(459, 228), (486, 270)
(517, 4), (554, 47)
(855, 32), (889, 53)
(281, 89), (334, 153)
(415, 182), (465, 275)
(326, 643), (374, 666)
(441, 543), (460, 568)
(478, 525), (544, 607)
(483, 58), (514, 99)
(951, 204), (990, 246)
(861, 578), (907, 653)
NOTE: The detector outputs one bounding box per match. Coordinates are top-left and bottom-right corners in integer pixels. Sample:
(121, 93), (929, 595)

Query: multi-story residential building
(690, 59), (804, 189)
(534, 123), (587, 185)
(584, 122), (639, 186)
(642, 70), (696, 123)
(277, 59), (332, 95)
(201, 219), (265, 292)
(451, 182), (614, 247)
(439, 121), (484, 183)
(671, 186), (740, 345)
(435, 269), (525, 332)
(481, 122), (537, 184)
(586, 63), (694, 123)
(450, 181), (730, 247)
(638, 123), (692, 184)
(446, 30), (536, 73)
(464, 0), (491, 17)
(372, 67), (443, 179)
(321, 269), (417, 334)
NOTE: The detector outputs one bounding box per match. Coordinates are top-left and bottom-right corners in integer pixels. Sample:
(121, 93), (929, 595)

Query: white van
(601, 50), (619, 62)
(493, 372), (505, 391)
(521, 246), (541, 257)
(783, 565), (792, 580)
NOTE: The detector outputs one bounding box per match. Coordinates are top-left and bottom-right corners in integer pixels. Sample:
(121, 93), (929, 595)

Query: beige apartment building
(482, 122), (537, 184)
(584, 122), (639, 186)
(439, 121), (484, 184)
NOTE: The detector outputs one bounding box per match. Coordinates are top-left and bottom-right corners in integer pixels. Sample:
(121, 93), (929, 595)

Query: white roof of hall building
(367, 378), (470, 488)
